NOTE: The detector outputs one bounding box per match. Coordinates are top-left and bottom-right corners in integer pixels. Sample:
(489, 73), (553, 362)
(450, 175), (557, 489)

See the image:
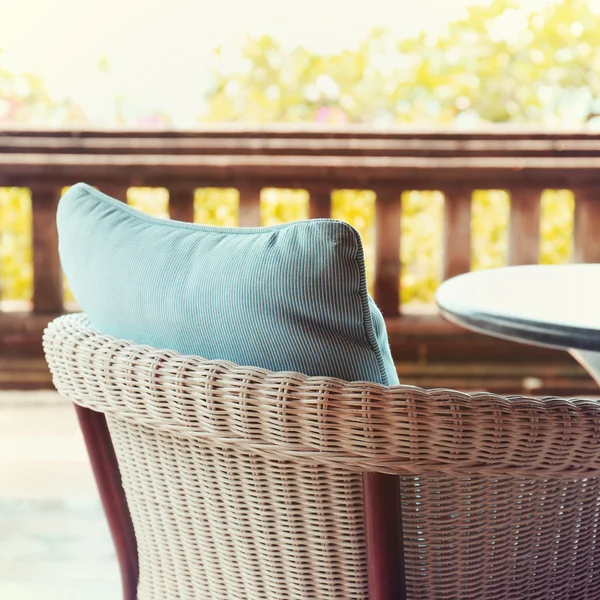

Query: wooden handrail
(4, 154), (600, 189)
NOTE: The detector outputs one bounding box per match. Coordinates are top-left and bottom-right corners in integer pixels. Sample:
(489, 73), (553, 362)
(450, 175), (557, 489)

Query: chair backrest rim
(44, 313), (600, 479)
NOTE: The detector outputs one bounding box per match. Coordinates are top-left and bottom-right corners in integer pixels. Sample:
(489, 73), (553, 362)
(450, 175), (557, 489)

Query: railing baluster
(100, 185), (129, 203)
(374, 189), (401, 317)
(168, 186), (196, 222)
(442, 188), (473, 279)
(31, 185), (63, 313)
(443, 188), (472, 279)
(308, 187), (332, 219)
(508, 188), (541, 265)
(574, 187), (600, 263)
(238, 185), (262, 227)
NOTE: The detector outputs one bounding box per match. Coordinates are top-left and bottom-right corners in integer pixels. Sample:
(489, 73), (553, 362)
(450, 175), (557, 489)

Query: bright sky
(0, 0), (560, 126)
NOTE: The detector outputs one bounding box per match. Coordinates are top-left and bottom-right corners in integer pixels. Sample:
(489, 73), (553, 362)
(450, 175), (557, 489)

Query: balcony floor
(0, 392), (119, 599)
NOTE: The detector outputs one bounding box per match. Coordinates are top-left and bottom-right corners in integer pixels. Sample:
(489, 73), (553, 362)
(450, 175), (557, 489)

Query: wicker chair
(44, 313), (600, 600)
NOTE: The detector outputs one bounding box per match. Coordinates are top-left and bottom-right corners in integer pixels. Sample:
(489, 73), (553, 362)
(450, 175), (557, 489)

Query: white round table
(436, 264), (600, 386)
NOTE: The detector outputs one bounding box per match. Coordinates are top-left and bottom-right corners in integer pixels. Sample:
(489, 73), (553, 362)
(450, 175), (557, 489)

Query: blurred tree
(203, 0), (600, 127)
(0, 51), (86, 126)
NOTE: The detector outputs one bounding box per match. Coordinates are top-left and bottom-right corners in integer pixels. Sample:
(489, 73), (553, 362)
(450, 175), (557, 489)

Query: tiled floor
(0, 392), (120, 599)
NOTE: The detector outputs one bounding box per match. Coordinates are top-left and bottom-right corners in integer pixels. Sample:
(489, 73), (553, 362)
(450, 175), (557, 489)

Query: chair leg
(75, 404), (138, 600)
(363, 472), (406, 600)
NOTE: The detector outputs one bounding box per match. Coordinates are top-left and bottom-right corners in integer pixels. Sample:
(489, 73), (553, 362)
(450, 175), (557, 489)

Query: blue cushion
(57, 183), (398, 385)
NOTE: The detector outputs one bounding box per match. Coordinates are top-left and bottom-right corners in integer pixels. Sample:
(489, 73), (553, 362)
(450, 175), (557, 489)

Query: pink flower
(136, 113), (170, 128)
(315, 106), (347, 124)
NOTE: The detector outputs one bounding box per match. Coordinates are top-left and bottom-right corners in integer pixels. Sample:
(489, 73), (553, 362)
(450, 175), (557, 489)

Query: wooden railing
(2, 128), (600, 392)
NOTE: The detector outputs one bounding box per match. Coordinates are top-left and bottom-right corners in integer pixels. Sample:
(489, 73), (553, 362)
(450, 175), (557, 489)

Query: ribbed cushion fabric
(57, 183), (398, 385)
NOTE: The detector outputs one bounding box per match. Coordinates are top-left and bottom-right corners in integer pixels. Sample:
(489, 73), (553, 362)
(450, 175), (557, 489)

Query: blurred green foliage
(262, 189), (309, 226)
(0, 57), (85, 126)
(540, 189), (575, 264)
(401, 191), (444, 304)
(0, 0), (593, 306)
(332, 190), (376, 292)
(204, 0), (600, 126)
(471, 190), (511, 272)
(0, 188), (32, 302)
(194, 188), (239, 227)
(128, 187), (169, 218)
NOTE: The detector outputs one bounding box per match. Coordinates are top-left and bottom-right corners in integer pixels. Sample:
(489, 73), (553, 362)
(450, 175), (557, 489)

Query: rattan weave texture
(44, 314), (600, 599)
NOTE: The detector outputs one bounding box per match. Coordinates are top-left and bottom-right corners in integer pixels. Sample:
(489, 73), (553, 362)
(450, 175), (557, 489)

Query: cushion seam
(71, 183), (352, 236)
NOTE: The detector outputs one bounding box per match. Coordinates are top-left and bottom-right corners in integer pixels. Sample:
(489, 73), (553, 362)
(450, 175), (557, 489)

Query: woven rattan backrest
(45, 314), (600, 600)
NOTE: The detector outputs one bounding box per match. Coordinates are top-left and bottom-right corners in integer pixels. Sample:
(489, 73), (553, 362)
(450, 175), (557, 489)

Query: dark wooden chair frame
(76, 405), (406, 600)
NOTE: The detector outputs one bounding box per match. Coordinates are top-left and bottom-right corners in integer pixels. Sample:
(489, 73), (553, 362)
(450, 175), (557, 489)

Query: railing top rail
(3, 152), (600, 188)
(4, 136), (600, 157)
(3, 130), (600, 188)
(3, 126), (600, 139)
